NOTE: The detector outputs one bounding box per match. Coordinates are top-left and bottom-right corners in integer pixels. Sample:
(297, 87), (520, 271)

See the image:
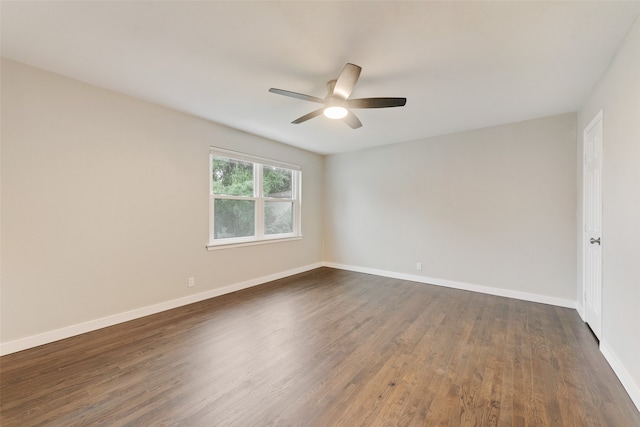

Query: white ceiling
(2, 1), (639, 154)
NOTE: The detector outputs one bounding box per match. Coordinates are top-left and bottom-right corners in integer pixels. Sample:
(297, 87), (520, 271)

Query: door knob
(590, 237), (601, 245)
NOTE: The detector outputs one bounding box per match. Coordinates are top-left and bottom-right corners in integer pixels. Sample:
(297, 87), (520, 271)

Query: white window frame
(207, 147), (302, 250)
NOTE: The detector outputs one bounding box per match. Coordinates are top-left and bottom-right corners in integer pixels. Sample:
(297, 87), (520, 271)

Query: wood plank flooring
(2, 267), (639, 426)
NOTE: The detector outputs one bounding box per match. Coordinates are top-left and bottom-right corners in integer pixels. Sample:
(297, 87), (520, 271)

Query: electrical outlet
(188, 277), (195, 287)
(416, 262), (422, 271)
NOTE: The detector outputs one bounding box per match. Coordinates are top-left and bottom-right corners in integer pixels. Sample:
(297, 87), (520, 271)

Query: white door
(583, 110), (603, 339)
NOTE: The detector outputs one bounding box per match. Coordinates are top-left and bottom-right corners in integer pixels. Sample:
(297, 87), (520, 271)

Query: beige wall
(578, 16), (640, 405)
(324, 113), (577, 301)
(1, 59), (324, 344)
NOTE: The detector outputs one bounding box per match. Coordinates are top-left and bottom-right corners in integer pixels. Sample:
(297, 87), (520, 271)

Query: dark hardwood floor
(1, 267), (639, 426)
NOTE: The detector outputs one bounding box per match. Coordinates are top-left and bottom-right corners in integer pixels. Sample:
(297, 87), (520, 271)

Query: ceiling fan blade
(333, 63), (362, 99)
(269, 88), (324, 103)
(342, 111), (362, 129)
(291, 108), (324, 124)
(348, 97), (407, 109)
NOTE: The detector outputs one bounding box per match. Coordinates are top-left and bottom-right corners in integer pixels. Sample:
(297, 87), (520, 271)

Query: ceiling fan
(269, 63), (406, 129)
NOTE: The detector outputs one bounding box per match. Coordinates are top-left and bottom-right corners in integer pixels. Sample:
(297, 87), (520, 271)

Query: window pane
(212, 156), (254, 196)
(263, 166), (292, 198)
(214, 199), (255, 239)
(265, 201), (293, 235)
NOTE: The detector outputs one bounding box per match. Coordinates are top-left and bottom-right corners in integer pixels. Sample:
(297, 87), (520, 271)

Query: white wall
(577, 16), (640, 407)
(324, 113), (577, 304)
(0, 59), (324, 349)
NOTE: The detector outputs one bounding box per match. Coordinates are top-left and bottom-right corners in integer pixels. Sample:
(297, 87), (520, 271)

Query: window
(208, 148), (301, 249)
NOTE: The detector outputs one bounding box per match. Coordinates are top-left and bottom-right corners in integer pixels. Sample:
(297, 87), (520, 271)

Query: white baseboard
(323, 262), (576, 309)
(600, 341), (640, 412)
(576, 301), (586, 321)
(0, 262), (323, 356)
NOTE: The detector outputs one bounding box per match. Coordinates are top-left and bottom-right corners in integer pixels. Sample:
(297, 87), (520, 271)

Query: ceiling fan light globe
(324, 106), (348, 119)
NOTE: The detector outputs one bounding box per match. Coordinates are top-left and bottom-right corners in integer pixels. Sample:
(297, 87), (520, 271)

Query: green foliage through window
(265, 201), (293, 234)
(263, 166), (292, 198)
(212, 157), (253, 196)
(210, 151), (300, 244)
(214, 199), (255, 239)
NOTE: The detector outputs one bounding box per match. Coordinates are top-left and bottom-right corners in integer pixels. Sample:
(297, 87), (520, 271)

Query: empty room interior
(1, 1), (640, 425)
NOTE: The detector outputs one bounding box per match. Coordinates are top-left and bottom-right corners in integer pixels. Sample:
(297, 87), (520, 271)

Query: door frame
(581, 108), (603, 337)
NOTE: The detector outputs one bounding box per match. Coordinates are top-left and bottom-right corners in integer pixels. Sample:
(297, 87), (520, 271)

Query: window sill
(206, 236), (303, 251)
